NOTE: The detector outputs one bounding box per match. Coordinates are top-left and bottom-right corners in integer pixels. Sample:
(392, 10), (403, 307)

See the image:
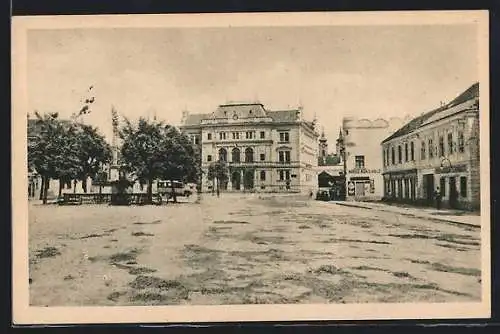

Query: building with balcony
(340, 116), (409, 201)
(180, 102), (319, 194)
(381, 82), (480, 210)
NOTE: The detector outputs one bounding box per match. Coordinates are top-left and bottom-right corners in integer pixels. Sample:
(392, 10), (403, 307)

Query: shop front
(383, 169), (418, 203)
(434, 164), (471, 210)
(346, 168), (382, 201)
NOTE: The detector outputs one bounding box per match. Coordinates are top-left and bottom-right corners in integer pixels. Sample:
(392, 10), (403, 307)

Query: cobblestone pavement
(28, 194), (482, 306)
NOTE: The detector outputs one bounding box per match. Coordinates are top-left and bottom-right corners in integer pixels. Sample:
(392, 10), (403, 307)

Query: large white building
(180, 103), (319, 194)
(340, 116), (410, 201)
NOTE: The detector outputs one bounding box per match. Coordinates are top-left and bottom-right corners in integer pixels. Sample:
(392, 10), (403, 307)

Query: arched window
(218, 148), (227, 162)
(232, 148), (240, 163)
(245, 147), (254, 163)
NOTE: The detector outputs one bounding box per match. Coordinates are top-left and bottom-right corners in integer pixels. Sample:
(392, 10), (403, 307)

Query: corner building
(180, 103), (319, 194)
(381, 83), (480, 210)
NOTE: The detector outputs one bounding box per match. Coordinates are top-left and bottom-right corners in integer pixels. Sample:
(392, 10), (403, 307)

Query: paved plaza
(29, 194), (482, 306)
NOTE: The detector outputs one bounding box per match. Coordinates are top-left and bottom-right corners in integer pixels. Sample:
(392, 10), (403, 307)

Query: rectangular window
(447, 133), (453, 155)
(285, 151), (291, 162)
(194, 136), (200, 145)
(421, 140), (426, 160)
(260, 131), (265, 139)
(428, 138), (434, 158)
(398, 146), (402, 164)
(207, 155), (212, 162)
(460, 176), (467, 197)
(279, 170), (284, 180)
(355, 155), (365, 169)
(232, 132), (240, 140)
(458, 131), (465, 153)
(391, 147), (395, 165)
(279, 132), (290, 142)
(279, 151), (284, 163)
(439, 136), (444, 157)
(285, 170), (290, 180)
(207, 133), (212, 140)
(219, 132), (226, 140)
(260, 170), (266, 181)
(245, 131), (254, 139)
(410, 141), (415, 161)
(405, 143), (409, 162)
(440, 177), (446, 197)
(260, 153), (265, 161)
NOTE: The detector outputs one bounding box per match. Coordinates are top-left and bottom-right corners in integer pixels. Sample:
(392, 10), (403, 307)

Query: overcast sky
(27, 24), (478, 147)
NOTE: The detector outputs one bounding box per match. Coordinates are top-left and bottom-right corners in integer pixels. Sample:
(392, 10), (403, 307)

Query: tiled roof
(181, 104), (301, 126)
(267, 110), (300, 122)
(183, 113), (210, 126)
(447, 82), (479, 107)
(215, 103), (267, 118)
(381, 82), (479, 144)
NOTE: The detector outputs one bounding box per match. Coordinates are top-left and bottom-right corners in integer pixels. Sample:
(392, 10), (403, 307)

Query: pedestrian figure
(434, 187), (442, 210)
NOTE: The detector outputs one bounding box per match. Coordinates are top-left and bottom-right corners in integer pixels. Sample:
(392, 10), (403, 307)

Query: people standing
(434, 187), (442, 210)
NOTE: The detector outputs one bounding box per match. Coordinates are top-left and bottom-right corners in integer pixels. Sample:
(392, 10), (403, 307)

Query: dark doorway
(423, 174), (434, 205)
(449, 177), (458, 209)
(243, 170), (254, 190)
(232, 171), (241, 190)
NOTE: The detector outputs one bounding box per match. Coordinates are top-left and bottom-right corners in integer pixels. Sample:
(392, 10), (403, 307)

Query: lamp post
(339, 138), (347, 201)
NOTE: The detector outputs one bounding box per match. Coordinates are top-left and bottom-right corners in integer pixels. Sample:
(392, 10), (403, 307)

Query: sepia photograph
(11, 11), (490, 324)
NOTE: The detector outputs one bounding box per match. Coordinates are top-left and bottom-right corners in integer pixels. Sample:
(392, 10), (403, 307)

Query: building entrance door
(231, 171), (241, 190)
(355, 182), (365, 198)
(423, 174), (434, 205)
(243, 170), (254, 190)
(449, 177), (458, 209)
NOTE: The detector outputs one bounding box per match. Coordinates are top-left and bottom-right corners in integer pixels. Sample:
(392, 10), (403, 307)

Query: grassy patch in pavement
(213, 220), (250, 225)
(133, 220), (161, 225)
(131, 232), (155, 237)
(35, 246), (61, 259)
(325, 238), (391, 245)
(429, 263), (481, 277)
(351, 265), (388, 271)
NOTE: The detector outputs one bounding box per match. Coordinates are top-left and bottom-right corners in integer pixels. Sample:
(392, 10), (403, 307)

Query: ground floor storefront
(345, 172), (383, 201)
(383, 164), (479, 211)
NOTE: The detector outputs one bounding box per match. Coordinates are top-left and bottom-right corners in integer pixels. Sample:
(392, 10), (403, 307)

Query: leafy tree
(207, 160), (228, 197)
(28, 112), (80, 203)
(119, 117), (200, 204)
(160, 126), (201, 203)
(73, 123), (112, 193)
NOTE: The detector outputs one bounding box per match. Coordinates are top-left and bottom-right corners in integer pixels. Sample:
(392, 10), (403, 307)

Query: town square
(29, 194), (480, 306)
(17, 13), (487, 313)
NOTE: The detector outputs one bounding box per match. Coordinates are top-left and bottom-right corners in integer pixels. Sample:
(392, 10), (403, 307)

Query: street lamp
(338, 136), (347, 201)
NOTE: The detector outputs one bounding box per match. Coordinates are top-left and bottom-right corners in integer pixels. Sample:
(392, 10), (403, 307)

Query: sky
(27, 24), (478, 148)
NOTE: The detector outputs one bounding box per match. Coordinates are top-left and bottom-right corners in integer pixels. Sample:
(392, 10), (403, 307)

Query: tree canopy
(119, 117), (200, 202)
(28, 112), (112, 203)
(73, 123), (112, 192)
